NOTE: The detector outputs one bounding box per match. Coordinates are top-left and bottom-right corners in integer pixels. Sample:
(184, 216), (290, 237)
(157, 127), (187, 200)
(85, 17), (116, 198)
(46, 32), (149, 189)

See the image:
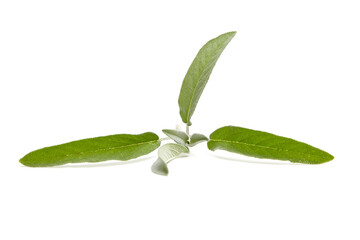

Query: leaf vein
(63, 140), (159, 158)
(210, 139), (323, 159)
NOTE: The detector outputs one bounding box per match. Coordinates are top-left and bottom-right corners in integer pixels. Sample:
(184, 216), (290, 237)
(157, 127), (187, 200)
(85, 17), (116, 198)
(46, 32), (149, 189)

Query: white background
(1, 0), (359, 239)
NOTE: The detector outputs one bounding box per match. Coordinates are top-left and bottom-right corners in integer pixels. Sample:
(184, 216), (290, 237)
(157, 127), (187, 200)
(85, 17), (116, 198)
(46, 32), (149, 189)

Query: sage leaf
(178, 31), (236, 125)
(208, 126), (334, 164)
(162, 129), (189, 145)
(20, 132), (161, 167)
(151, 143), (189, 176)
(151, 158), (169, 176)
(188, 133), (208, 147)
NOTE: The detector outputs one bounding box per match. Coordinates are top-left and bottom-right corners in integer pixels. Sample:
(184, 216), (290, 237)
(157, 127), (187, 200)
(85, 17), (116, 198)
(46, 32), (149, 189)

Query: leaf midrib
(209, 139), (324, 159)
(63, 139), (159, 158)
(185, 50), (222, 123)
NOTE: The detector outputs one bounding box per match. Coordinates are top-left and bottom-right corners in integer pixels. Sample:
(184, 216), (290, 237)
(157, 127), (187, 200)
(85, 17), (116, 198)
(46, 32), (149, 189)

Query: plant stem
(186, 125), (190, 136)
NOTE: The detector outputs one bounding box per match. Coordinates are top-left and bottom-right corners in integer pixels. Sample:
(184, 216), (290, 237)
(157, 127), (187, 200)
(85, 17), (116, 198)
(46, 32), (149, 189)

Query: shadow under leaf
(212, 153), (300, 166)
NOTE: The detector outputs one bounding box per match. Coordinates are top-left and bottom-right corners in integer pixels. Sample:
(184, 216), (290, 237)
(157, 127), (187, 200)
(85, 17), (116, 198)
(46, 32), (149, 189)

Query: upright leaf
(208, 126), (334, 164)
(20, 132), (160, 167)
(162, 129), (189, 145)
(178, 31), (236, 125)
(151, 143), (189, 176)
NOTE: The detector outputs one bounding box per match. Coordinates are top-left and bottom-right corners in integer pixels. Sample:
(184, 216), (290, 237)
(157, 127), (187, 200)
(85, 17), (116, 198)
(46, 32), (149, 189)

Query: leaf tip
(19, 155), (34, 167)
(323, 152), (335, 163)
(151, 158), (169, 176)
(310, 149), (334, 164)
(223, 31), (237, 39)
(19, 157), (25, 166)
(19, 152), (45, 167)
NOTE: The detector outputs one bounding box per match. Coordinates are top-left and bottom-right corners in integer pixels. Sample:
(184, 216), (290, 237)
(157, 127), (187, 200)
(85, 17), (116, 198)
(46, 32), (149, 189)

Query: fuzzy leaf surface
(151, 158), (169, 176)
(20, 132), (160, 167)
(208, 126), (334, 164)
(151, 143), (189, 176)
(178, 31), (236, 125)
(162, 129), (189, 145)
(188, 133), (208, 147)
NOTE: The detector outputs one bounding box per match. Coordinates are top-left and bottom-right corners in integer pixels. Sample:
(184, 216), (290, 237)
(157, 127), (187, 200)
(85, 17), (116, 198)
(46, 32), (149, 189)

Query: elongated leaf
(178, 31), (236, 125)
(188, 133), (208, 147)
(151, 143), (189, 176)
(208, 126), (334, 164)
(20, 132), (160, 167)
(162, 129), (189, 145)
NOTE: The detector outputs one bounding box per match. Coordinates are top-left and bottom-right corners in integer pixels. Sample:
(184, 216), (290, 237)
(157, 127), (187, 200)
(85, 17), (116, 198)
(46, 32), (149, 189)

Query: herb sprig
(19, 31), (334, 175)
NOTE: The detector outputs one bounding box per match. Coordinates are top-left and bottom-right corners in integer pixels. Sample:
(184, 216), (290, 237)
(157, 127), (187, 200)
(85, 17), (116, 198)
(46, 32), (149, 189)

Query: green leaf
(208, 126), (334, 164)
(151, 143), (189, 176)
(20, 132), (161, 167)
(151, 158), (169, 176)
(162, 129), (189, 145)
(188, 133), (208, 147)
(178, 31), (236, 125)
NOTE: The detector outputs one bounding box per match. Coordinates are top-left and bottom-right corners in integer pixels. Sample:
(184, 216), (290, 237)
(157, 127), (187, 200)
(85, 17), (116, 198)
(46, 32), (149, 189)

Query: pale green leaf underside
(151, 143), (189, 176)
(188, 133), (208, 147)
(20, 132), (160, 167)
(178, 31), (236, 125)
(208, 126), (334, 164)
(151, 158), (169, 176)
(162, 129), (189, 145)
